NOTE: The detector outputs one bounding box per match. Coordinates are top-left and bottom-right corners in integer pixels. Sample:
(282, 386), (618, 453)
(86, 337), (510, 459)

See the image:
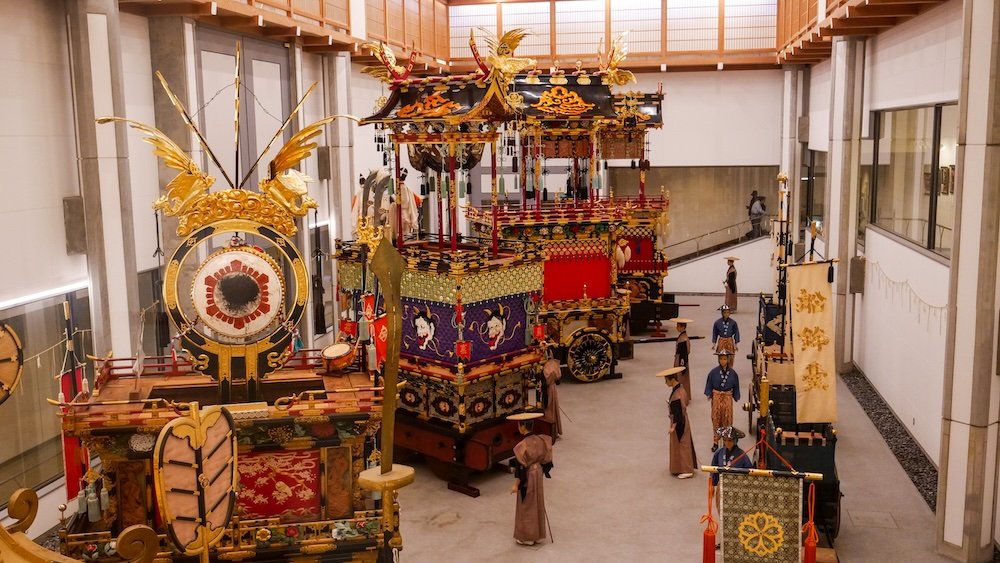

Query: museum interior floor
(396, 294), (949, 562)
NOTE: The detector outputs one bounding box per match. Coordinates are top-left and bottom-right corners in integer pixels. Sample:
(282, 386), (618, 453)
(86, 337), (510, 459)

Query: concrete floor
(395, 295), (949, 562)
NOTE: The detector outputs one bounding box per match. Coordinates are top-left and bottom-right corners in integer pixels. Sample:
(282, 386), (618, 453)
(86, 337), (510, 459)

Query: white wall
(865, 0), (962, 111)
(807, 59), (831, 152)
(634, 70), (783, 167)
(0, 0), (88, 305)
(664, 236), (777, 295)
(120, 13), (160, 273)
(853, 228), (948, 463)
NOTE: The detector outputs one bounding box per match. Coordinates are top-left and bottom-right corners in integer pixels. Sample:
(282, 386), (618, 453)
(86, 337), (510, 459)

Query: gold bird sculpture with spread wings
(361, 41), (417, 84)
(98, 117), (215, 215)
(258, 116), (332, 216)
(598, 33), (637, 87)
(483, 29), (536, 86)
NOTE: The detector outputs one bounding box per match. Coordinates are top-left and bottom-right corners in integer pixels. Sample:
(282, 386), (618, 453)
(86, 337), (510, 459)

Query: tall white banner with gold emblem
(787, 262), (837, 422)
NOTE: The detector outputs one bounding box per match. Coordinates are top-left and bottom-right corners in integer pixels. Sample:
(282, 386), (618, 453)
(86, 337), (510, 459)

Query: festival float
(598, 85), (679, 334)
(336, 32), (550, 496)
(0, 52), (414, 563)
(747, 175), (842, 542)
(465, 36), (676, 381)
(698, 173), (840, 563)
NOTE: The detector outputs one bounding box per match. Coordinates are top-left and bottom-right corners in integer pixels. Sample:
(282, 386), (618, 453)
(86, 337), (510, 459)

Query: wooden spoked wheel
(566, 331), (613, 383)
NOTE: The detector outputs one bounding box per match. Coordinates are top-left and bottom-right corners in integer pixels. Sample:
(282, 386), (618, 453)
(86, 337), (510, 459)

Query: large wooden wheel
(566, 330), (613, 383)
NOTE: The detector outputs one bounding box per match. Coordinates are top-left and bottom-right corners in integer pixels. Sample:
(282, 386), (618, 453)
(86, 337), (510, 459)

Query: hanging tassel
(802, 483), (818, 563)
(827, 261), (834, 283)
(383, 152), (389, 166)
(701, 475), (718, 563)
(387, 177), (395, 196)
(499, 176), (506, 195)
(595, 174), (602, 189)
(512, 156), (519, 173)
(441, 177), (449, 197)
(458, 177), (466, 198)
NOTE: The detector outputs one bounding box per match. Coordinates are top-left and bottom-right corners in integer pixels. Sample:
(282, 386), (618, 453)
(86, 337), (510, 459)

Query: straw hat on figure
(658, 366), (697, 478)
(509, 412), (554, 546)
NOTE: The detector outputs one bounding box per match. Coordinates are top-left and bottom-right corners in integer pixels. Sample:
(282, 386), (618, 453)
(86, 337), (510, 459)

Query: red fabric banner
(372, 315), (388, 368)
(60, 367), (89, 500)
(543, 255), (612, 302)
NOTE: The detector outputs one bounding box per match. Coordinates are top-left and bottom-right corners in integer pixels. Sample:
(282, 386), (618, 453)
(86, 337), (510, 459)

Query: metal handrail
(664, 216), (774, 260)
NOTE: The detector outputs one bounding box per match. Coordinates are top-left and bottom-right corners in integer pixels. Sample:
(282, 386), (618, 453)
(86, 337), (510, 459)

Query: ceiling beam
(142, 2), (217, 17)
(217, 15), (264, 28)
(819, 26), (881, 36)
(850, 3), (921, 16)
(261, 24), (301, 38)
(830, 16), (899, 27)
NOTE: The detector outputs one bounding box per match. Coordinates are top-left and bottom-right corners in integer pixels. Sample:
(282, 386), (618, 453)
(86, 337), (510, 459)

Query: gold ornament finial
(777, 172), (789, 183)
(356, 216), (387, 252)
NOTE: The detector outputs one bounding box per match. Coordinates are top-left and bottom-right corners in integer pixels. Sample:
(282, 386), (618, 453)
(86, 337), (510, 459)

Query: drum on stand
(321, 342), (355, 374)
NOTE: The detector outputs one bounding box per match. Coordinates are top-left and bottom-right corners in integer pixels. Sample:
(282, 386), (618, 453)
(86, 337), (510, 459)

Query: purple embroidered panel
(401, 294), (531, 366)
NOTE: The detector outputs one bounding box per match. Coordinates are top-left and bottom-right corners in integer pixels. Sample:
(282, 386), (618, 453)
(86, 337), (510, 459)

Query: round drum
(192, 247), (285, 338)
(321, 342), (355, 372)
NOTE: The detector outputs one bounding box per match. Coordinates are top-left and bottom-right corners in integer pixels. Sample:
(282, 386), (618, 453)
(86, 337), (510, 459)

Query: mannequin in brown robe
(670, 318), (694, 403)
(723, 257), (738, 312)
(510, 414), (554, 546)
(540, 359), (563, 437)
(665, 371), (697, 478)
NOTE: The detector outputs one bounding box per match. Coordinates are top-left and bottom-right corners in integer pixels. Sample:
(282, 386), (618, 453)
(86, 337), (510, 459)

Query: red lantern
(455, 340), (472, 360)
(339, 319), (358, 337)
(455, 302), (464, 324)
(532, 323), (546, 341)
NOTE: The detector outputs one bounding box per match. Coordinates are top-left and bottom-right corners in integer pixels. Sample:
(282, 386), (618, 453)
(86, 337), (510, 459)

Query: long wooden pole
(449, 143), (458, 252)
(491, 140), (499, 257)
(394, 144), (403, 248)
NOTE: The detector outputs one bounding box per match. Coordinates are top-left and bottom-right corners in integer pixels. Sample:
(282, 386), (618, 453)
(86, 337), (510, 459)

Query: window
(799, 148), (827, 240)
(866, 104), (957, 257)
(0, 291), (91, 507)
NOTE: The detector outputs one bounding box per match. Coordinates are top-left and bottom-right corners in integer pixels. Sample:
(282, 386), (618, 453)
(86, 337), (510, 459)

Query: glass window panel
(610, 0), (661, 54)
(554, 0), (603, 56)
(874, 107), (935, 246)
(449, 4), (496, 60)
(812, 150), (827, 234)
(934, 104), (958, 258)
(723, 0), (777, 50)
(502, 2), (552, 57)
(858, 137), (874, 241)
(666, 0), (718, 52)
(0, 292), (91, 507)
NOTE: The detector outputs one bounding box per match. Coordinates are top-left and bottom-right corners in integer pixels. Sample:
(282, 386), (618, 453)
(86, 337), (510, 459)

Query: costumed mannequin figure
(710, 425), (754, 523)
(509, 412), (554, 546)
(723, 257), (738, 312)
(711, 304), (740, 355)
(540, 353), (563, 438)
(658, 366), (697, 478)
(705, 351), (740, 452)
(669, 317), (695, 402)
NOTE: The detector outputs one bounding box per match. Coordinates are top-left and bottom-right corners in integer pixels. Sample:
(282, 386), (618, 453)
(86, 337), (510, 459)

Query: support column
(779, 65), (801, 203)
(65, 0), (140, 357)
(936, 0), (1000, 560)
(825, 37), (864, 374)
(325, 53), (357, 340)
